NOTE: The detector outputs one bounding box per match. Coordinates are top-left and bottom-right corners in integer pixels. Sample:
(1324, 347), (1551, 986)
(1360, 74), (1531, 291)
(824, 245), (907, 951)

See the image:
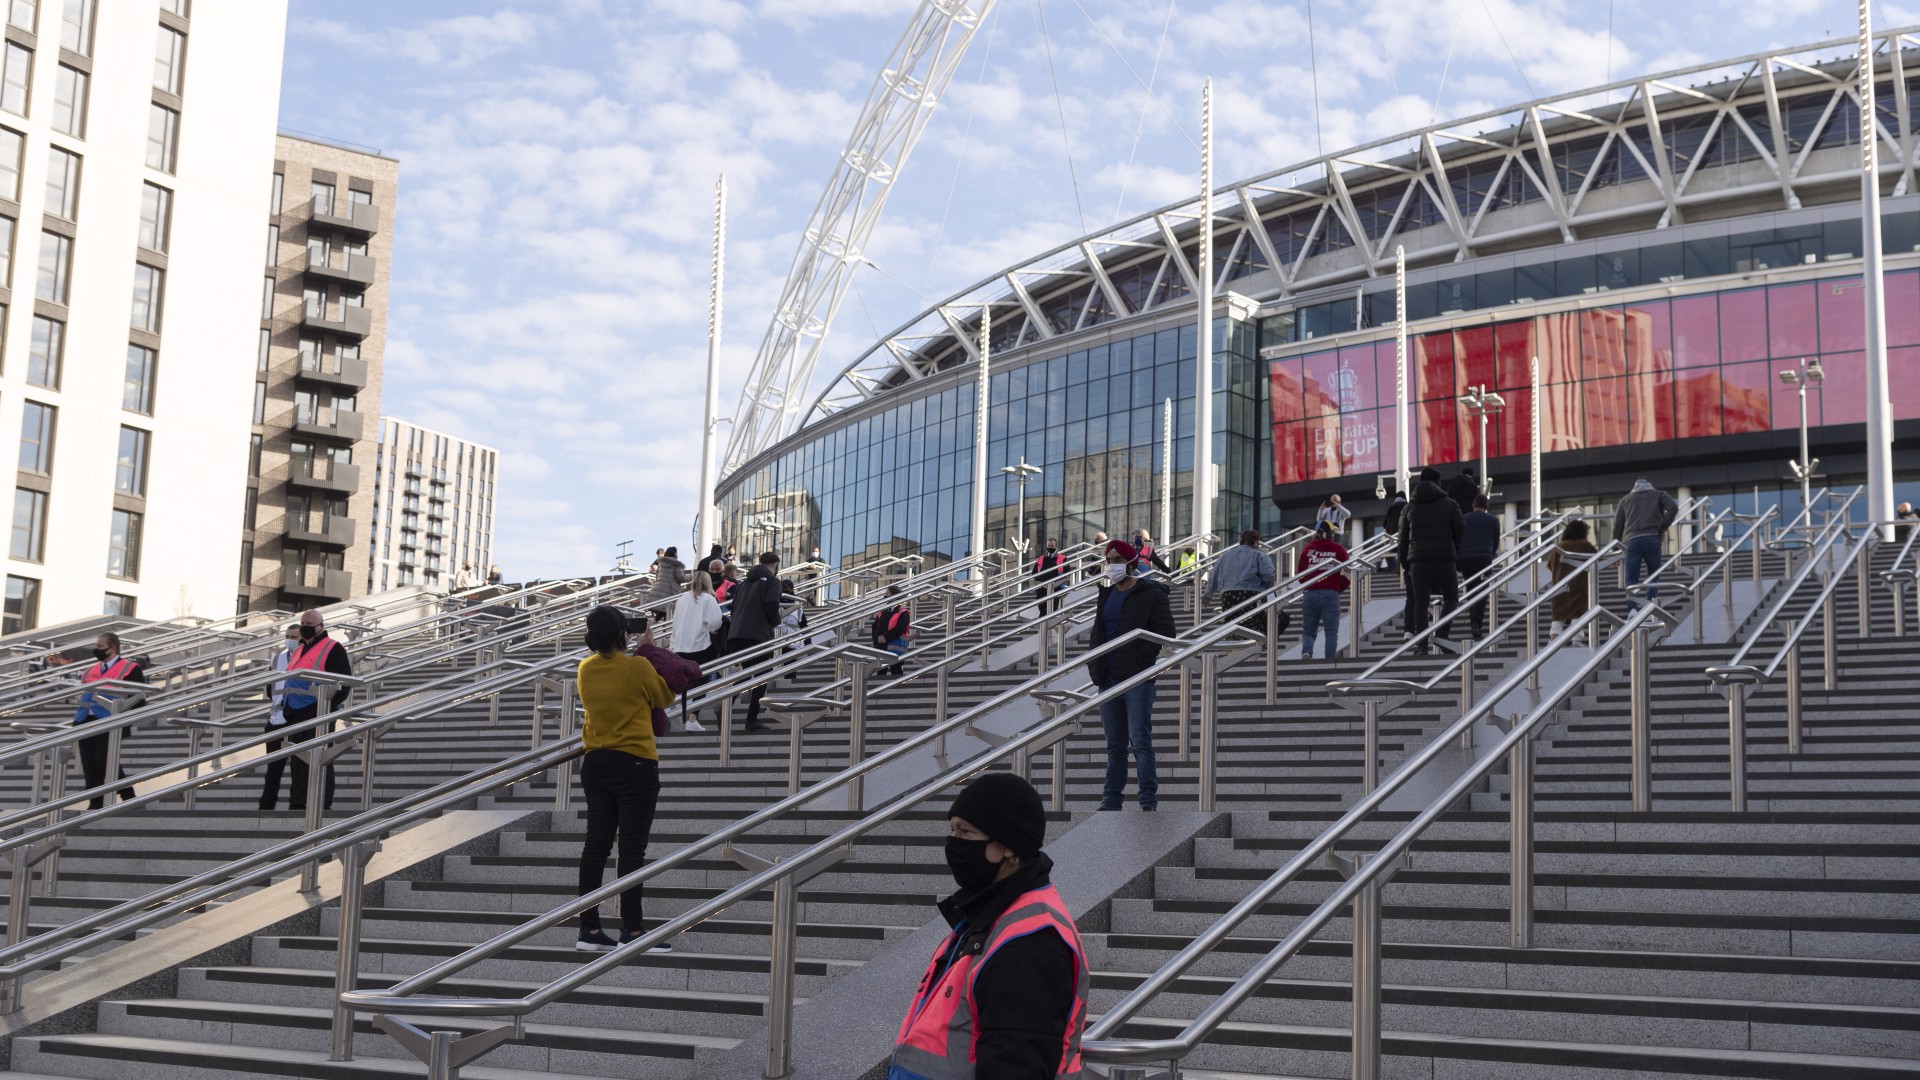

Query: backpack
(633, 643), (701, 694)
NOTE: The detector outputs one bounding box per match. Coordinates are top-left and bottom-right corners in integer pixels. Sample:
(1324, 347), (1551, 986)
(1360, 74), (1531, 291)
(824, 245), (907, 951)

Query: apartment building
(238, 133), (394, 614)
(366, 417), (497, 592)
(0, 1), (287, 633)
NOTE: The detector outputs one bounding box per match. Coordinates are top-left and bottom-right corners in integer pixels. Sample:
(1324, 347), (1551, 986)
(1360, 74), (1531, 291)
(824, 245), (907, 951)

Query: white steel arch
(721, 0), (1000, 477)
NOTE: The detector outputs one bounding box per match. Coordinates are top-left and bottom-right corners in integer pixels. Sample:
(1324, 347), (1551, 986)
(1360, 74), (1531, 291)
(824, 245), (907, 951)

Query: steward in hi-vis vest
(259, 609), (352, 814)
(888, 773), (1088, 1080)
(72, 632), (144, 809)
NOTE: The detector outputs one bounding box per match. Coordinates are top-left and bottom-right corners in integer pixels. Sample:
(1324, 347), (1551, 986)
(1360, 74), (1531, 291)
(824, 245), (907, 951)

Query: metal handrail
(1082, 602), (1653, 1071)
(1878, 512), (1920, 635)
(1710, 488), (1864, 678)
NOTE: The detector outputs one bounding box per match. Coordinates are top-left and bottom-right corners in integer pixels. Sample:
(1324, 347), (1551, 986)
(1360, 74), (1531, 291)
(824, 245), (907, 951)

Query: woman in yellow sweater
(574, 605), (675, 953)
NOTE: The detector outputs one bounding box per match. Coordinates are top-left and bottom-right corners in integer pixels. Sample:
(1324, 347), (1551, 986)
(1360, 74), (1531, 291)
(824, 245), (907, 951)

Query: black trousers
(1456, 556), (1493, 635)
(727, 637), (769, 726)
(578, 749), (661, 936)
(1407, 564), (1461, 646)
(76, 721), (135, 809)
(259, 704), (337, 811)
(1033, 580), (1064, 613)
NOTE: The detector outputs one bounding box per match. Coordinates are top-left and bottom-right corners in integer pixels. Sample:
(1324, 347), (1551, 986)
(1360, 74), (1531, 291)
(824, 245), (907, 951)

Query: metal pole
(427, 1029), (458, 1080)
(1786, 639), (1803, 755)
(300, 697), (333, 894)
(1798, 376), (1812, 518)
(848, 662), (867, 811)
(1528, 355), (1542, 693)
(1728, 687), (1749, 812)
(1459, 651), (1476, 750)
(1177, 665), (1192, 762)
(1396, 249), (1410, 500)
(787, 715), (805, 796)
(553, 680), (576, 813)
(1630, 625), (1652, 812)
(329, 839), (382, 1061)
(1348, 570), (1367, 659)
(1857, 547), (1872, 638)
(765, 875), (800, 1079)
(1265, 603), (1278, 705)
(720, 695), (734, 768)
(697, 174), (725, 555)
(1822, 592), (1838, 690)
(971, 307), (991, 585)
(1861, 0), (1897, 539)
(1351, 856), (1384, 1080)
(1193, 78), (1215, 554)
(360, 728), (378, 813)
(1362, 699), (1379, 793)
(41, 748), (65, 896)
(1, 848), (30, 1013)
(1510, 729), (1535, 949)
(1161, 397), (1173, 548)
(1198, 652), (1219, 812)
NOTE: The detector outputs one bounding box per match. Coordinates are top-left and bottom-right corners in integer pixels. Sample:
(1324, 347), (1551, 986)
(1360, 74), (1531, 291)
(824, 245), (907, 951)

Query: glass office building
(719, 33), (1920, 568)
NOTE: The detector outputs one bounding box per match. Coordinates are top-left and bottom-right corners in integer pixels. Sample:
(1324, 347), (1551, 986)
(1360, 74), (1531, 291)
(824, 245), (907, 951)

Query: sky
(277, 0), (1897, 578)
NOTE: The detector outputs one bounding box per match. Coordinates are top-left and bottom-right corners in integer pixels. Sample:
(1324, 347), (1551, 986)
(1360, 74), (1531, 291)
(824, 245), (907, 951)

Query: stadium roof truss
(711, 25), (1920, 476)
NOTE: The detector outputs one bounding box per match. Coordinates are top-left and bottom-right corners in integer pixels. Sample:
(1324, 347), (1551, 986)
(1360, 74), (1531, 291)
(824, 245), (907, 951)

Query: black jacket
(1398, 482), (1465, 567)
(872, 604), (910, 646)
(1458, 510), (1502, 561)
(1086, 578), (1176, 688)
(1445, 474), (1479, 518)
(1383, 493), (1408, 537)
(726, 565), (783, 644)
(926, 854), (1077, 1080)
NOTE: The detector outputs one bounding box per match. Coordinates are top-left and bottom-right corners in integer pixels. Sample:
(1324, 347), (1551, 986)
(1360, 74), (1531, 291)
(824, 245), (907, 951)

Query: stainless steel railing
(1877, 514), (1920, 636)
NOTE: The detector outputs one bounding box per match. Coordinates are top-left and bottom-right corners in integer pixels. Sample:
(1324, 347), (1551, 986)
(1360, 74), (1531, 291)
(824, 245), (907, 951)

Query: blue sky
(277, 0), (1889, 578)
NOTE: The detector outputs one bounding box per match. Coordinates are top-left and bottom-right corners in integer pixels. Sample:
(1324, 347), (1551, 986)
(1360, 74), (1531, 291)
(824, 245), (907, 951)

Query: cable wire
(1111, 0), (1178, 225)
(1035, 0), (1089, 237)
(1480, 0), (1536, 99)
(921, 5), (1002, 298)
(1065, 0), (1197, 149)
(1306, 0), (1325, 158)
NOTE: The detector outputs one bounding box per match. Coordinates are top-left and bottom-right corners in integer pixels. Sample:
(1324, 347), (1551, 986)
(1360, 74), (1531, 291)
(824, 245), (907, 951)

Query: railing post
(848, 662), (868, 812)
(360, 725), (380, 813)
(1198, 652), (1220, 812)
(1361, 699), (1379, 794)
(1786, 639), (1803, 755)
(1176, 665), (1192, 763)
(553, 681), (577, 814)
(1347, 570), (1368, 659)
(1821, 592), (1837, 691)
(1326, 850), (1389, 1080)
(765, 873), (800, 1079)
(1510, 725), (1534, 949)
(1857, 549), (1872, 639)
(329, 838), (382, 1061)
(1526, 559), (1541, 692)
(300, 698), (334, 894)
(1630, 624), (1652, 812)
(1265, 604), (1278, 705)
(719, 695), (734, 768)
(1458, 651), (1476, 750)
(1727, 686), (1749, 813)
(1, 847), (30, 1013)
(41, 748), (67, 897)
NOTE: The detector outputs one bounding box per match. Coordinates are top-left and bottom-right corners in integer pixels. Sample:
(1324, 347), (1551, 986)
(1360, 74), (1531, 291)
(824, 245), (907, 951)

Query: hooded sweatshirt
(1613, 480), (1679, 541)
(1397, 481), (1465, 567)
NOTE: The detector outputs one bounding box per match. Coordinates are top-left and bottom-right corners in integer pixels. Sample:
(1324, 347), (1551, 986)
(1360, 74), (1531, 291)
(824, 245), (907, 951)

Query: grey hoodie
(1613, 480), (1678, 541)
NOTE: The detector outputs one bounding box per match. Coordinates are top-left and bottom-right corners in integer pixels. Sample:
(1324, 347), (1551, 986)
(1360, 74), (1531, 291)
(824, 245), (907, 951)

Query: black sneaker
(1141, 804), (1158, 812)
(576, 930), (617, 953)
(1096, 803), (1122, 811)
(621, 935), (672, 954)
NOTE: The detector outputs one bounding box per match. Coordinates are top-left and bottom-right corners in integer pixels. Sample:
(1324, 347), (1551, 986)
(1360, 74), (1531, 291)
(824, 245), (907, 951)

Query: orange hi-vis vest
(887, 883), (1089, 1080)
(281, 636), (338, 711)
(73, 657), (137, 722)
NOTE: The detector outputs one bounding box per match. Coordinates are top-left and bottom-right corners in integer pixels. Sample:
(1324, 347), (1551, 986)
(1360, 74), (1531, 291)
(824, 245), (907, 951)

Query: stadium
(717, 28), (1920, 567)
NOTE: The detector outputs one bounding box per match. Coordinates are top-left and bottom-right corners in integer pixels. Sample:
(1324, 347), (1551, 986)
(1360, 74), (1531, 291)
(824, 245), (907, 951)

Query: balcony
(294, 407), (365, 443)
(304, 250), (376, 288)
(286, 514), (356, 548)
(404, 461), (423, 478)
(300, 303), (373, 340)
(280, 565), (352, 601)
(287, 459), (359, 495)
(310, 200), (379, 237)
(294, 355), (369, 392)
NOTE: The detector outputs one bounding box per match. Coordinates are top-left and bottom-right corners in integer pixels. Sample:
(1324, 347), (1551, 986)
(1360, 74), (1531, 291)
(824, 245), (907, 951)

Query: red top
(1297, 538), (1351, 592)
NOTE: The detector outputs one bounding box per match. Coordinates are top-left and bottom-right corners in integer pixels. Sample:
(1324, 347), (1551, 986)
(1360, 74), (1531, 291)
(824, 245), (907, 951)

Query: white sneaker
(685, 717), (707, 733)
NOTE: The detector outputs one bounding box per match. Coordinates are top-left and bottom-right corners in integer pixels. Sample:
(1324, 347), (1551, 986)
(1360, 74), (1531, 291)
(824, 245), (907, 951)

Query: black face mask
(298, 625), (318, 641)
(1045, 546), (1056, 554)
(944, 837), (1003, 894)
(91, 648), (109, 662)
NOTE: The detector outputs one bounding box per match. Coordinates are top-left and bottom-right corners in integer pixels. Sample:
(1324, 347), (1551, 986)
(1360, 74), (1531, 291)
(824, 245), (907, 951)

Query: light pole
(1460, 384), (1507, 499)
(1780, 357), (1825, 520)
(1001, 458), (1042, 557)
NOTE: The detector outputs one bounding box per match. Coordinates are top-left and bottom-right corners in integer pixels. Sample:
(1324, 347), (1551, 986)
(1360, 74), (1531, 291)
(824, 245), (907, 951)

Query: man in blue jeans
(1086, 539), (1176, 811)
(1613, 479), (1678, 611)
(1297, 522), (1350, 658)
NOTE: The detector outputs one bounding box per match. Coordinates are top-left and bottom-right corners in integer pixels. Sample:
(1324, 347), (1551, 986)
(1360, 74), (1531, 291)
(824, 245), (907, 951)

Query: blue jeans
(1624, 534), (1663, 608)
(1099, 680), (1158, 808)
(1300, 589), (1342, 658)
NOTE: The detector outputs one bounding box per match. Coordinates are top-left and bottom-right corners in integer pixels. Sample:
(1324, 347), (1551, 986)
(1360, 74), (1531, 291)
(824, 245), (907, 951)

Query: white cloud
(296, 10), (543, 68)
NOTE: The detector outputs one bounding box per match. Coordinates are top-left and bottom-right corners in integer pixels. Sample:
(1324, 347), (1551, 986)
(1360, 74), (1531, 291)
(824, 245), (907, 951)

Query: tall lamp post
(1780, 357), (1824, 520)
(1001, 458), (1042, 558)
(1460, 384), (1507, 499)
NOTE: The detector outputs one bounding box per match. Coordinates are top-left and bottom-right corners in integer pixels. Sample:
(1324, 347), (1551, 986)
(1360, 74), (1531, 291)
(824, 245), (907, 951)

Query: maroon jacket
(1297, 538), (1351, 592)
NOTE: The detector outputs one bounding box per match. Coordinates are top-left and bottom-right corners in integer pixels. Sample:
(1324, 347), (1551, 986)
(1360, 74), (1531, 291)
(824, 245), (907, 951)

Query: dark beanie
(949, 772), (1046, 859)
(1419, 466), (1442, 484)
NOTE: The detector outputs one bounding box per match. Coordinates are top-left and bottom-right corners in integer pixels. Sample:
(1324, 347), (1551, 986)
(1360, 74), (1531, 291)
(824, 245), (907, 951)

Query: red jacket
(1297, 538), (1350, 592)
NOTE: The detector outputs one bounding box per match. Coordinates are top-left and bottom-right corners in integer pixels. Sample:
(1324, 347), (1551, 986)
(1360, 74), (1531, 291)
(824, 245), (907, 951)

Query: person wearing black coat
(1446, 469), (1479, 517)
(725, 553), (784, 732)
(1397, 477), (1465, 652)
(1087, 541), (1177, 811)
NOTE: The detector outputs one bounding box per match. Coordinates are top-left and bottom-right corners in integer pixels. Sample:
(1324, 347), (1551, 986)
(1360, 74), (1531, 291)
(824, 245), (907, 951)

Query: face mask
(1105, 563), (1128, 583)
(91, 648), (109, 662)
(1045, 546), (1056, 554)
(944, 837), (1002, 893)
(299, 625), (318, 641)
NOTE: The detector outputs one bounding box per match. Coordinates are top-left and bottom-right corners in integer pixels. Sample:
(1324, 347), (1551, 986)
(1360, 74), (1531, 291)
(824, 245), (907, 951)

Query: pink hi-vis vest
(887, 884), (1089, 1080)
(281, 636), (337, 710)
(73, 657), (137, 722)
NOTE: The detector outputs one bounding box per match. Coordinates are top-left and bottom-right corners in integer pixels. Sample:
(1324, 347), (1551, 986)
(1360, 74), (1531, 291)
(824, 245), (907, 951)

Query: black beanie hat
(948, 772), (1046, 860)
(1419, 466), (1442, 484)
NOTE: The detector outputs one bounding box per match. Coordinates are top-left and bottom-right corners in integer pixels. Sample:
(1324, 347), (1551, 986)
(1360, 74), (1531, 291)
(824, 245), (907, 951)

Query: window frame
(25, 316), (59, 389)
(114, 426), (148, 497)
(4, 574), (39, 634)
(50, 63), (86, 137)
(34, 231), (70, 305)
(139, 182), (172, 253)
(44, 147), (79, 221)
(145, 103), (178, 173)
(9, 487), (44, 562)
(58, 0), (91, 56)
(123, 343), (156, 414)
(107, 508), (141, 581)
(1, 42), (31, 118)
(17, 400), (52, 474)
(129, 262), (163, 333)
(153, 24), (184, 95)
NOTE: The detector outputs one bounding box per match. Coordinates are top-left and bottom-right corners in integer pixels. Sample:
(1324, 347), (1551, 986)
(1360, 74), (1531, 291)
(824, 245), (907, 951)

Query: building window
(251, 380), (266, 424)
(26, 316), (59, 388)
(247, 432), (261, 476)
(107, 509), (141, 580)
(159, 0), (187, 17)
(34, 232), (69, 304)
(6, 2), (33, 33)
(50, 64), (85, 137)
(0, 126), (19, 200)
(1, 43), (31, 117)
(269, 170), (282, 215)
(256, 327), (269, 371)
(261, 276), (274, 319)
(305, 233), (328, 266)
(4, 574), (38, 633)
(310, 180), (334, 216)
(129, 263), (162, 332)
(139, 183), (171, 252)
(103, 592), (134, 617)
(124, 343), (155, 413)
(114, 426), (148, 496)
(301, 285), (322, 318)
(58, 0), (89, 55)
(145, 104), (177, 173)
(17, 400), (52, 473)
(44, 147), (78, 220)
(297, 336), (321, 371)
(262, 222), (276, 265)
(0, 215), (14, 287)
(237, 541), (251, 585)
(9, 488), (43, 561)
(242, 486), (256, 530)
(152, 26), (184, 95)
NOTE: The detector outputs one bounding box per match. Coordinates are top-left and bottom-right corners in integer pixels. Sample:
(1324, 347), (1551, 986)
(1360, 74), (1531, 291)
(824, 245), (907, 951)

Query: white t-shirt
(669, 592), (724, 654)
